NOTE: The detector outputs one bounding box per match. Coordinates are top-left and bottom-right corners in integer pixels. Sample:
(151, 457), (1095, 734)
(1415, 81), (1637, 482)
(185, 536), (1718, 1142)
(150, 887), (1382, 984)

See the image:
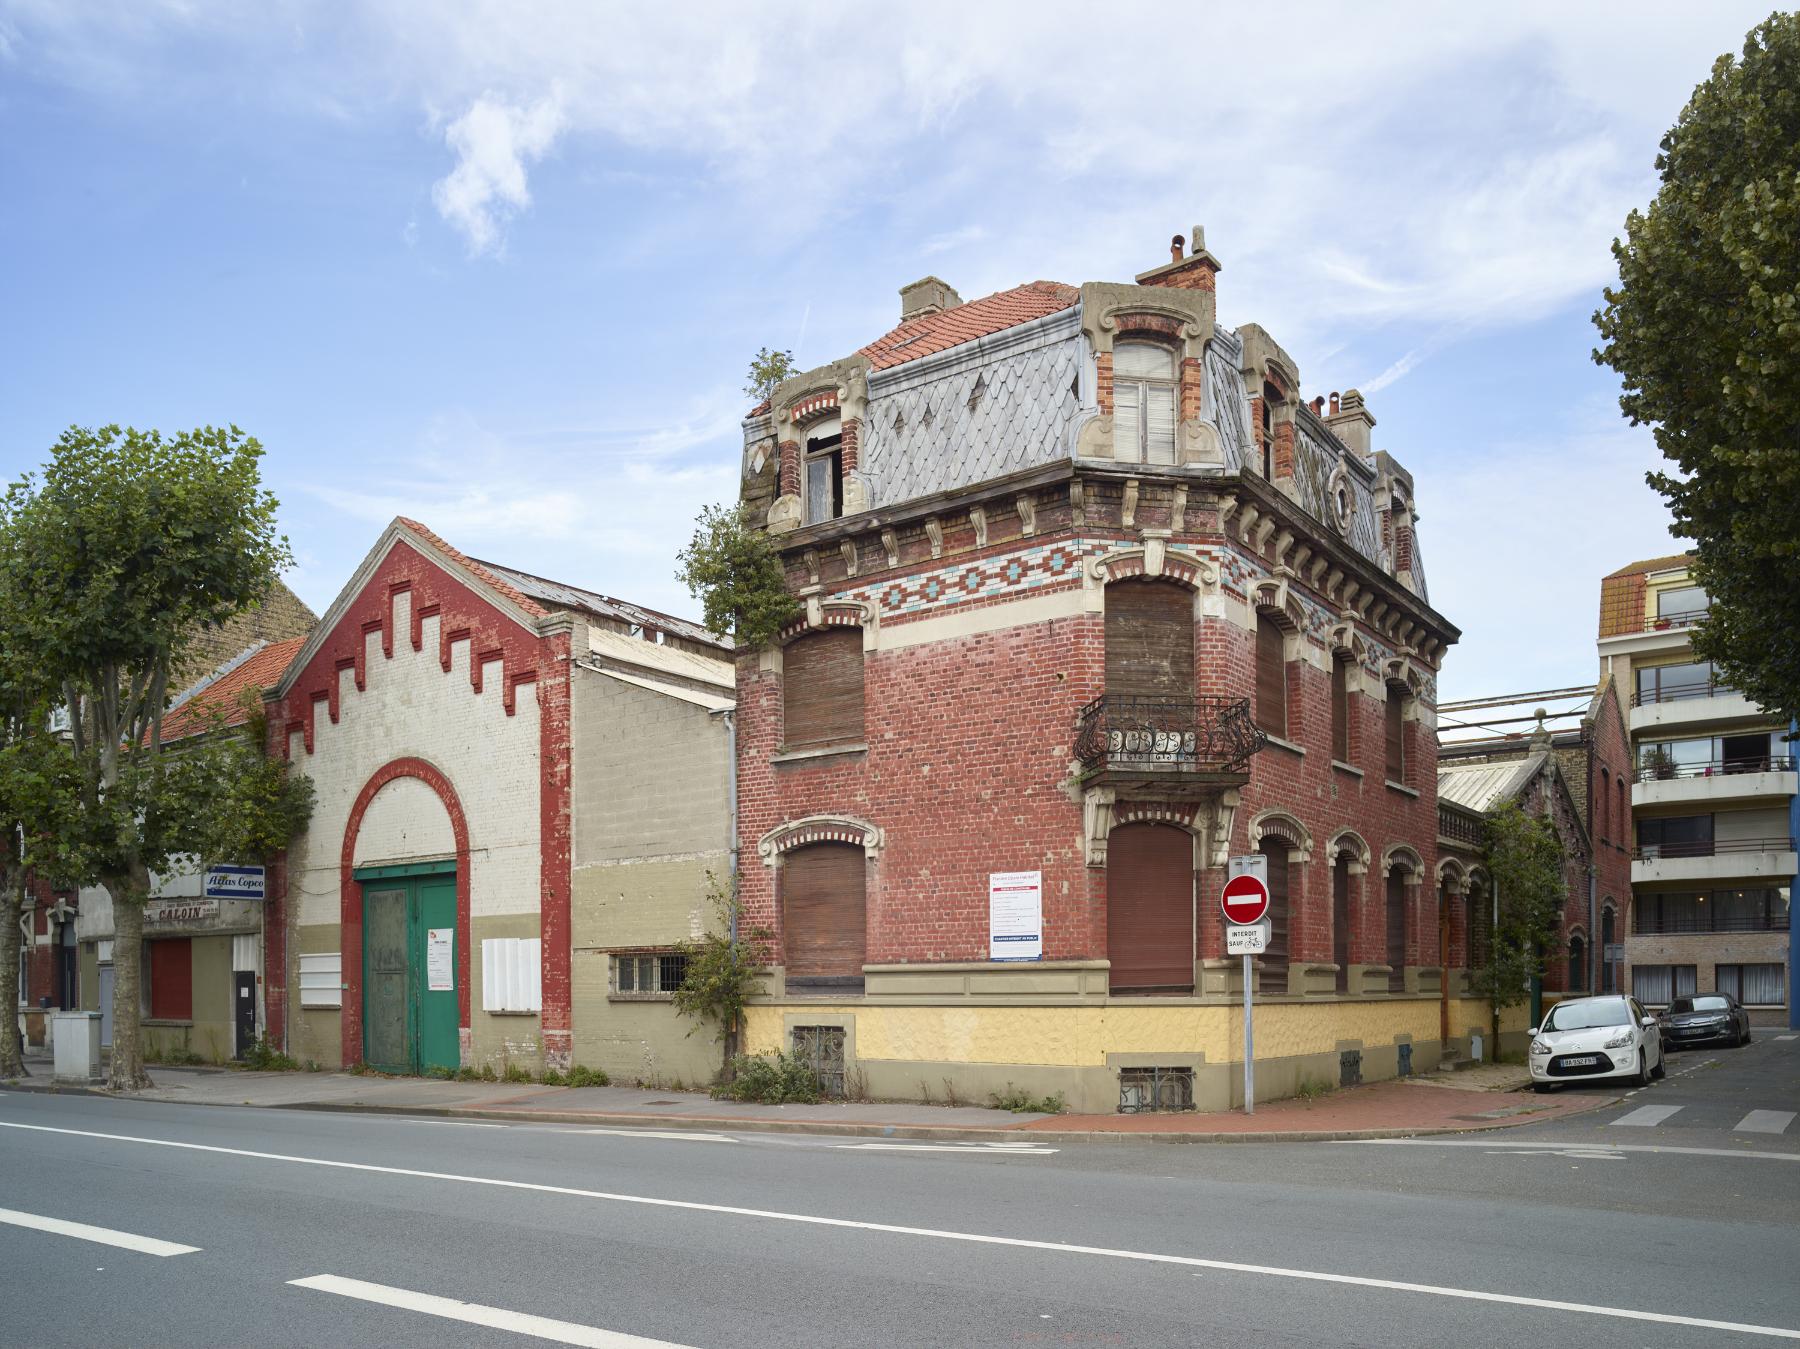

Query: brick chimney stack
(1135, 224), (1222, 292)
(1324, 387), (1376, 460)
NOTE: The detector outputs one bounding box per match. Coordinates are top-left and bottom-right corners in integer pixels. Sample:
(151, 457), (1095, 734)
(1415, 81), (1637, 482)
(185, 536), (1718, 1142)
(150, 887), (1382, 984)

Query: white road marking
(1363, 1138), (1800, 1163)
(1609, 1105), (1683, 1127)
(557, 1128), (740, 1144)
(0, 1206), (199, 1257)
(1483, 1149), (1625, 1161)
(290, 1275), (691, 1347)
(839, 1143), (1058, 1154)
(1735, 1111), (1796, 1136)
(1776, 1035), (1797, 1042)
(5, 1120), (1799, 1341)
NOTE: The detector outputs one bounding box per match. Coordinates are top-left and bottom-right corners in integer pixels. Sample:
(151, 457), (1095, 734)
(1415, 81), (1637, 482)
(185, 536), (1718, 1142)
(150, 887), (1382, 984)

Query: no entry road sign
(1221, 873), (1270, 926)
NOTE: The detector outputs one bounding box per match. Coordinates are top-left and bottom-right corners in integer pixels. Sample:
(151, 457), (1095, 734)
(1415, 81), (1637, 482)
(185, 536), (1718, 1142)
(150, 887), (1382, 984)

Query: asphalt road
(2, 1034), (1797, 1349)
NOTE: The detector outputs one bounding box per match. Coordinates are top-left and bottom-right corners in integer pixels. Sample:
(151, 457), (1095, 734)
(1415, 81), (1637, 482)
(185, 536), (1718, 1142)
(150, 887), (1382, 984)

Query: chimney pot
(1329, 392), (1341, 415)
(1190, 225), (1205, 254)
(1309, 395), (1325, 416)
(1170, 234), (1185, 263)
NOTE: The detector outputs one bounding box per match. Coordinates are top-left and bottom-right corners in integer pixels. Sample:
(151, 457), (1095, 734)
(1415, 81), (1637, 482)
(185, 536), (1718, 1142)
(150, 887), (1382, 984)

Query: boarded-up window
(1255, 615), (1287, 736)
(782, 843), (866, 989)
(783, 628), (865, 750)
(147, 938), (192, 1021)
(1105, 580), (1193, 699)
(1385, 684), (1406, 782)
(481, 938), (544, 1012)
(1332, 855), (1351, 992)
(1386, 869), (1409, 991)
(1107, 822), (1193, 993)
(1330, 654), (1351, 761)
(1260, 838), (1290, 979)
(298, 953), (342, 1009)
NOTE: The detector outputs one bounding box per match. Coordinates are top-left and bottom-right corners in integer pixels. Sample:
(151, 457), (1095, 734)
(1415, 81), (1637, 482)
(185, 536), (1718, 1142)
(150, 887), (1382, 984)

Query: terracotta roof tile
(394, 517), (549, 618)
(160, 637), (309, 743)
(858, 281), (1079, 371)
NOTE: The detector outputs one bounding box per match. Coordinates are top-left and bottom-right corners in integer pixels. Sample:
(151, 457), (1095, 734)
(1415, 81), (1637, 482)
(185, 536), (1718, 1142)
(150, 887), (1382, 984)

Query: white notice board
(988, 871), (1043, 962)
(426, 928), (455, 991)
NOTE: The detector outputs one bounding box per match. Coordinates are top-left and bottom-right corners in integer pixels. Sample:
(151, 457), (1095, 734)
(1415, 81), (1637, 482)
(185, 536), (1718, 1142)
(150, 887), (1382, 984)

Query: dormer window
(1260, 381), (1281, 478)
(803, 416), (843, 524)
(1113, 341), (1176, 466)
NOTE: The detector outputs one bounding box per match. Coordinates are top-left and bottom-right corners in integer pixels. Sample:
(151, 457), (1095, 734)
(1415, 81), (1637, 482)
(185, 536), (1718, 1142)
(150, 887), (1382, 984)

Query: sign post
(1225, 856), (1270, 1115)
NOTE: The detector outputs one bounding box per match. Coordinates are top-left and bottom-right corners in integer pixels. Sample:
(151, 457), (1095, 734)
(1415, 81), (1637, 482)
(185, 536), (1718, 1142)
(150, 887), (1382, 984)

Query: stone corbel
(1015, 493), (1037, 537)
(1237, 502), (1261, 544)
(802, 549), (820, 585)
(1271, 529), (1294, 566)
(1209, 789), (1242, 869)
(880, 529), (899, 568)
(840, 538), (860, 579)
(1070, 480), (1086, 527)
(924, 517), (944, 559)
(1171, 484), (1188, 533)
(1252, 517), (1278, 556)
(970, 506), (988, 548)
(1141, 531), (1168, 578)
(1122, 479), (1139, 529)
(1082, 786), (1117, 866)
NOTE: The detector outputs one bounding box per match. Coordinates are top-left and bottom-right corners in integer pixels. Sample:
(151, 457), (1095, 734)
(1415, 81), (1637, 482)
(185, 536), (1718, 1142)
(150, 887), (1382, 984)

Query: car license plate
(1562, 1055), (1600, 1067)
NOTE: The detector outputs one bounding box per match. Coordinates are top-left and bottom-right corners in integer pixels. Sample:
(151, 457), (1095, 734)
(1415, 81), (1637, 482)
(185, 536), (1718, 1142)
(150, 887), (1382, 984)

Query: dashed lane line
(4, 1120), (1799, 1341)
(1361, 1138), (1800, 1163)
(291, 1275), (691, 1347)
(0, 1205), (200, 1257)
(1609, 1105), (1683, 1127)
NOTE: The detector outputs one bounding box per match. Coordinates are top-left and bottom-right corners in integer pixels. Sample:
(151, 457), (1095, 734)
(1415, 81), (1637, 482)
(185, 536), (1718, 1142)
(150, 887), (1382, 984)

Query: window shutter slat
(1106, 823), (1193, 992)
(1385, 687), (1405, 781)
(1114, 381), (1142, 462)
(1261, 842), (1289, 973)
(783, 629), (865, 749)
(1104, 581), (1193, 699)
(1386, 871), (1407, 991)
(1145, 385), (1176, 465)
(1255, 616), (1286, 736)
(782, 843), (866, 986)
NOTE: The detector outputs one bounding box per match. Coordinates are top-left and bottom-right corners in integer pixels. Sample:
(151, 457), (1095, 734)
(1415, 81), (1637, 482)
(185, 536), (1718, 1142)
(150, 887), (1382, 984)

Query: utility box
(52, 1012), (102, 1084)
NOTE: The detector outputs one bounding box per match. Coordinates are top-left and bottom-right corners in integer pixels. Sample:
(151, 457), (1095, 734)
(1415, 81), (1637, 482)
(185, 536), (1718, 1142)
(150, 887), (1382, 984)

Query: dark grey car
(1659, 992), (1752, 1049)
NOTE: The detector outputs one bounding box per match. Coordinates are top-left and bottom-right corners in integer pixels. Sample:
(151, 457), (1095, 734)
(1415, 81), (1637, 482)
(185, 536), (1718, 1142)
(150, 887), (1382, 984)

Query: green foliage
(539, 1067), (568, 1086)
(565, 1064), (609, 1088)
(425, 1064), (456, 1080)
(744, 347), (797, 405)
(1594, 14), (1800, 719)
(987, 1085), (1067, 1114)
(671, 873), (770, 1044)
(711, 1051), (821, 1104)
(1471, 802), (1568, 1014)
(676, 502), (798, 648)
(1294, 1076), (1334, 1102)
(241, 1036), (300, 1072)
(503, 1061), (533, 1084)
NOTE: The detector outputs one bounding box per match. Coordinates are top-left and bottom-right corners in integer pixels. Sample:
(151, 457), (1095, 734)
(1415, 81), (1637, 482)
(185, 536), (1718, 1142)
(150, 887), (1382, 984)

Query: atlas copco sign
(202, 865), (266, 901)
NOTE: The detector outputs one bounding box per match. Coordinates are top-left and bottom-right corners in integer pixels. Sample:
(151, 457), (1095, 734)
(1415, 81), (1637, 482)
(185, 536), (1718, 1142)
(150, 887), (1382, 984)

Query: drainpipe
(713, 708), (739, 941)
(1789, 719), (1797, 1031)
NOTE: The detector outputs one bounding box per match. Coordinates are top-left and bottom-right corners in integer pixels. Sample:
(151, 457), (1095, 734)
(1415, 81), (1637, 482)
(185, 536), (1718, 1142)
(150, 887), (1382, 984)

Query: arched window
(781, 842), (867, 990)
(1467, 887), (1491, 970)
(1113, 342), (1177, 466)
(1332, 851), (1352, 993)
(782, 628), (865, 751)
(1600, 906), (1616, 992)
(1597, 767), (1610, 844)
(1386, 864), (1410, 991)
(1384, 682), (1407, 783)
(1260, 380), (1281, 478)
(803, 416), (843, 524)
(1255, 614), (1287, 737)
(1258, 836), (1290, 981)
(1568, 933), (1587, 992)
(1330, 651), (1352, 762)
(1107, 822), (1193, 993)
(1616, 778), (1627, 849)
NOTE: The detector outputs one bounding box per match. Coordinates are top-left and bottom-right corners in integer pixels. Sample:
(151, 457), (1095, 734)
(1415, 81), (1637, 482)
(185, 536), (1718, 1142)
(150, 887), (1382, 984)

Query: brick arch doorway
(1107, 821), (1194, 993)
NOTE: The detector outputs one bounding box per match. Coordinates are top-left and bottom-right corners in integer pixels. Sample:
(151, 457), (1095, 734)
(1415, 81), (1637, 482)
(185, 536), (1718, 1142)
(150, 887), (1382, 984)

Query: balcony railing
(1635, 755), (1795, 783)
(1074, 695), (1265, 775)
(1632, 836), (1795, 862)
(1438, 805), (1484, 847)
(1639, 607), (1709, 633)
(1631, 678), (1738, 707)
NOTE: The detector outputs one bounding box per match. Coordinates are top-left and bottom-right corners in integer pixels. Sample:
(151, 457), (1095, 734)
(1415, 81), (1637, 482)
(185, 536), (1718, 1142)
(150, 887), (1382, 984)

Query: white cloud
(431, 88), (566, 255)
(1363, 348), (1425, 394)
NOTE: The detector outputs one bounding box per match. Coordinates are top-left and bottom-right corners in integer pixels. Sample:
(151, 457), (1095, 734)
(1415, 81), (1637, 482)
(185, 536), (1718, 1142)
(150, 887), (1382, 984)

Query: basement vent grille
(1397, 1042), (1413, 1078)
(1340, 1048), (1363, 1089)
(1118, 1066), (1194, 1114)
(791, 1025), (847, 1099)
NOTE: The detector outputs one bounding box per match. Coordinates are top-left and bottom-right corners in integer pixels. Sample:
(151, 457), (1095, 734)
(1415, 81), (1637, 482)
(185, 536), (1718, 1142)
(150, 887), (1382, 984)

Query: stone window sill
(1385, 780), (1421, 799)
(142, 1018), (194, 1028)
(772, 742), (869, 765)
(607, 993), (675, 1003)
(1331, 759), (1364, 778)
(485, 1008), (541, 1017)
(1262, 733), (1305, 757)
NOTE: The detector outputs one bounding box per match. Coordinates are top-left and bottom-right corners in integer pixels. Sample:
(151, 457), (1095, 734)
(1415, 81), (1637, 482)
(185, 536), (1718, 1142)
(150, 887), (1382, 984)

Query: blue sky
(0, 3), (1772, 700)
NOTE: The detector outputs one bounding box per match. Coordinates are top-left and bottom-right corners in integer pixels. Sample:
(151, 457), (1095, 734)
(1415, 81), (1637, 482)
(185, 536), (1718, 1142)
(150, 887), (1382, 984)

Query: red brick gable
(859, 281), (1078, 370)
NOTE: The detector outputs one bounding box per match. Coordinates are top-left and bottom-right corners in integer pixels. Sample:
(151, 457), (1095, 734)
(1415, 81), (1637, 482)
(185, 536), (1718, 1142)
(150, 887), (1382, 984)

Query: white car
(1528, 994), (1666, 1092)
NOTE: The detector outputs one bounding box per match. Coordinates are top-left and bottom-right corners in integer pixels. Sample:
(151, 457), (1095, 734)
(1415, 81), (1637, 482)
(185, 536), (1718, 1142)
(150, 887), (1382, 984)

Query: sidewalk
(2, 1058), (1616, 1143)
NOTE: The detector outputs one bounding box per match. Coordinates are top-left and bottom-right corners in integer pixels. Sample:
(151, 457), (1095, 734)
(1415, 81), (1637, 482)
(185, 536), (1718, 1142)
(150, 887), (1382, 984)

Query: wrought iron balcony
(1074, 695), (1265, 777)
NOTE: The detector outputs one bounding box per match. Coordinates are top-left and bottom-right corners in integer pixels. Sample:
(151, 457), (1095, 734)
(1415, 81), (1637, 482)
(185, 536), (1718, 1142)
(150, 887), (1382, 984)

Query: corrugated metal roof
(587, 627), (734, 690)
(587, 665), (734, 713)
(1437, 754), (1546, 812)
(470, 559), (729, 651)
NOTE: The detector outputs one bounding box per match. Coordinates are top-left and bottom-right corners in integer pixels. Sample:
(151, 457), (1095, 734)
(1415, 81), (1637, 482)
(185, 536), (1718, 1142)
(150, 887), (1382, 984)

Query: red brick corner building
(733, 230), (1488, 1112)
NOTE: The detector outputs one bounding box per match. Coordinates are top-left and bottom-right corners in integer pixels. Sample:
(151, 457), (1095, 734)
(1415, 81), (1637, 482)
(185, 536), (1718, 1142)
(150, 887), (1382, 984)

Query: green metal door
(360, 865), (458, 1074)
(363, 887), (411, 1072)
(415, 876), (459, 1073)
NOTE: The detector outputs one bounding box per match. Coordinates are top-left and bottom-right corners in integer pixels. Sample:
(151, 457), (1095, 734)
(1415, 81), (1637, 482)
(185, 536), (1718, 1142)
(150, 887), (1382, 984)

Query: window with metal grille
(1635, 889), (1788, 934)
(1118, 1066), (1194, 1113)
(1716, 963), (1784, 1005)
(1112, 341), (1177, 465)
(791, 1024), (847, 1097)
(612, 951), (690, 998)
(782, 628), (865, 751)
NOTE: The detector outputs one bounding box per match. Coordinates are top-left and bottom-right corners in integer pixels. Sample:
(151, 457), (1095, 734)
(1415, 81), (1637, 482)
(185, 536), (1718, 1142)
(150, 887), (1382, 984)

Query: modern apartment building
(1598, 553), (1796, 1022)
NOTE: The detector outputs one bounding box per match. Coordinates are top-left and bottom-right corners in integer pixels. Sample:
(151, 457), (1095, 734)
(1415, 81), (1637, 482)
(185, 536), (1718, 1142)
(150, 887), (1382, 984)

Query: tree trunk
(0, 862), (25, 1079)
(106, 870), (153, 1092)
(720, 1016), (740, 1085)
